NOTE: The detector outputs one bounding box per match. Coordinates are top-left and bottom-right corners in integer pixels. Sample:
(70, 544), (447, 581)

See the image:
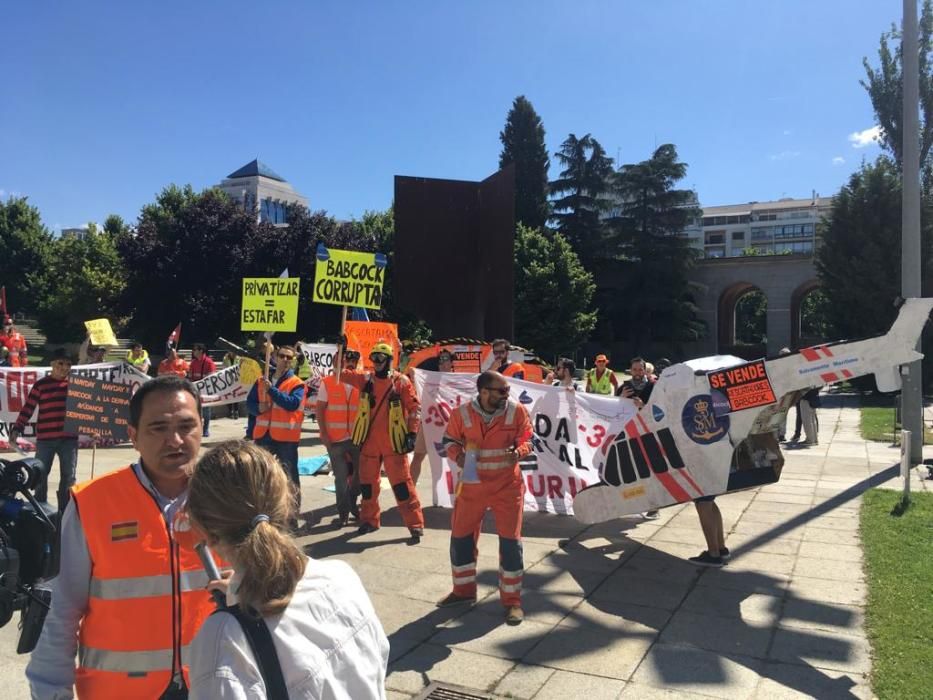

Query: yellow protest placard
(239, 357), (262, 388)
(241, 278), (300, 331)
(313, 243), (387, 310)
(84, 318), (118, 346)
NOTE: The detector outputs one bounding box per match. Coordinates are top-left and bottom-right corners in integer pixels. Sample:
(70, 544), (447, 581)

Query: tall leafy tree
(861, 0), (933, 167)
(37, 223), (127, 342)
(607, 144), (702, 350)
(0, 196), (52, 315)
(815, 157), (933, 388)
(513, 224), (596, 360)
(549, 133), (614, 269)
(499, 96), (550, 230)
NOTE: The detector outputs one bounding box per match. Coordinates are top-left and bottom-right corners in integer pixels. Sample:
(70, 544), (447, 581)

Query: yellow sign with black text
(241, 278), (300, 331)
(313, 244), (387, 310)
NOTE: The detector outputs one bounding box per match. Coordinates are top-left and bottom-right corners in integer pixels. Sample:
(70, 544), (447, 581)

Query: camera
(0, 456), (60, 653)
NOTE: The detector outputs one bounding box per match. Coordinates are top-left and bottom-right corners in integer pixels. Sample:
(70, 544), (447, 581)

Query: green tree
(734, 290), (767, 345)
(0, 196), (52, 315)
(513, 224), (596, 360)
(815, 157), (933, 388)
(861, 0), (933, 168)
(499, 96), (550, 231)
(36, 223), (127, 342)
(607, 144), (703, 350)
(549, 133), (614, 269)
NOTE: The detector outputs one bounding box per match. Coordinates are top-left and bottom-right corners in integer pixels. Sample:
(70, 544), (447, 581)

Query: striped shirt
(13, 376), (75, 440)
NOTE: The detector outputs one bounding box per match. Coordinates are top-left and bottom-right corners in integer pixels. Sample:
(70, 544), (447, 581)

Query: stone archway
(790, 279), (821, 349)
(718, 282), (764, 349)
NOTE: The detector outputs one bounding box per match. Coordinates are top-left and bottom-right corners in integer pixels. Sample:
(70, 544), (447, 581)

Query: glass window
(732, 231), (745, 240)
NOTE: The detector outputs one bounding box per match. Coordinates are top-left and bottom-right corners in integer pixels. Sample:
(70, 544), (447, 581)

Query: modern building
(216, 159), (308, 225)
(684, 194), (833, 259)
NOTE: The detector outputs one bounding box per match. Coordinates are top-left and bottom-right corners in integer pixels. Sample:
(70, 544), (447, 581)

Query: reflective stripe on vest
(460, 401), (523, 471)
(253, 374), (305, 442)
(71, 466), (217, 699)
(587, 368), (614, 394)
(321, 375), (360, 443)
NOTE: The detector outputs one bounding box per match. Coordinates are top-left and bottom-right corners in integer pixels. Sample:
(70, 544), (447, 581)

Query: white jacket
(188, 558), (389, 699)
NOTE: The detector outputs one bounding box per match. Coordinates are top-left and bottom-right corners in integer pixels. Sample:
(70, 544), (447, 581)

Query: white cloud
(849, 125), (883, 148)
(769, 150), (801, 161)
(832, 156), (846, 166)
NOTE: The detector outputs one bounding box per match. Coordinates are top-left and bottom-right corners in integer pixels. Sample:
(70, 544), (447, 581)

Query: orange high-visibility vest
(71, 466), (216, 699)
(320, 374), (360, 443)
(446, 400), (533, 478)
(500, 362), (524, 379)
(253, 373), (305, 442)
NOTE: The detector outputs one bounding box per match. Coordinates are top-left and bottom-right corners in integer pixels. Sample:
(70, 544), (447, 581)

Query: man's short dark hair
(491, 339), (510, 349)
(51, 347), (74, 364)
(631, 356), (646, 367)
(130, 375), (201, 428)
(476, 370), (502, 392)
(438, 350), (454, 362)
(130, 341), (142, 350)
(193, 342), (207, 352)
(557, 357), (575, 373)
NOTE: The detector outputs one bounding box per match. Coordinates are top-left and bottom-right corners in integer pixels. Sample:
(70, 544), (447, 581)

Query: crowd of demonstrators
(186, 441), (389, 699)
(342, 342), (425, 540)
(11, 348), (77, 511)
(188, 342), (217, 437)
(247, 344), (306, 521)
(316, 346), (363, 527)
(0, 317), (29, 366)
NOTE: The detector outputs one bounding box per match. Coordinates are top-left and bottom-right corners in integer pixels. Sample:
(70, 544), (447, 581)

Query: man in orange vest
(317, 346), (363, 527)
(436, 370), (533, 625)
(343, 341), (424, 540)
(1, 317), (28, 367)
(247, 344), (305, 511)
(26, 375), (219, 699)
(491, 338), (524, 379)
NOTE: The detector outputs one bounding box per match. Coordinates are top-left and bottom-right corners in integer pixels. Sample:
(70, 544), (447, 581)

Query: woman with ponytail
(186, 440), (389, 699)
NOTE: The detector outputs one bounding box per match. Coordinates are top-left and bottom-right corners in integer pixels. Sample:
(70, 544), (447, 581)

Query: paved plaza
(2, 393), (931, 699)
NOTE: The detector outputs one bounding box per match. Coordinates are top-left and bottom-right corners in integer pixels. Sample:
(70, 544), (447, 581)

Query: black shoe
(333, 515), (349, 528)
(356, 522), (379, 535)
(409, 527), (423, 542)
(719, 547), (731, 560)
(688, 551), (724, 568)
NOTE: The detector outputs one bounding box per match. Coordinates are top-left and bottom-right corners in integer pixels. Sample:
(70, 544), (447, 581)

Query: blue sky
(1, 1), (898, 231)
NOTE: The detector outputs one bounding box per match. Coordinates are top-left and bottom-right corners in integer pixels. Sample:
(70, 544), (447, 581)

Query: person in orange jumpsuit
(437, 370), (533, 626)
(1, 318), (28, 367)
(344, 341), (425, 540)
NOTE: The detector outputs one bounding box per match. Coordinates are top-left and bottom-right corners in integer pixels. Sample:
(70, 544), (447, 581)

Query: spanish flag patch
(111, 521), (139, 542)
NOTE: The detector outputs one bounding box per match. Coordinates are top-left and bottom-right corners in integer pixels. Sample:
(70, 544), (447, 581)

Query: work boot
(505, 606), (524, 625)
(436, 592), (476, 608)
(356, 522), (379, 535)
(409, 527), (423, 543)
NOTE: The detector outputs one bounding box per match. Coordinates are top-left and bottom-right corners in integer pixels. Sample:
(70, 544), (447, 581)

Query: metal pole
(902, 429), (912, 500)
(902, 0), (924, 464)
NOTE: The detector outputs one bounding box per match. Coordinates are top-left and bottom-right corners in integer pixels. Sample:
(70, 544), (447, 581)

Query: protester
(550, 357), (583, 390)
(317, 347), (363, 527)
(0, 317), (28, 367)
(248, 344), (306, 516)
(654, 357), (673, 377)
(0, 346), (10, 367)
(616, 356), (655, 408)
(188, 342), (217, 438)
(585, 354), (619, 395)
(409, 349), (454, 486)
(491, 338), (524, 379)
(10, 348), (77, 511)
(798, 387), (820, 446)
(689, 495), (730, 567)
(342, 341), (424, 540)
(222, 351), (242, 419)
(158, 344), (189, 377)
(293, 344), (312, 381)
(78, 335), (107, 365)
(437, 370), (533, 625)
(125, 341), (151, 373)
(26, 375), (216, 699)
(185, 440), (389, 699)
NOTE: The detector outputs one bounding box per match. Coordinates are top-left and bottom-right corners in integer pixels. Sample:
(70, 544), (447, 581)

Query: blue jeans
(256, 438), (300, 508)
(202, 406), (212, 435)
(35, 438), (78, 511)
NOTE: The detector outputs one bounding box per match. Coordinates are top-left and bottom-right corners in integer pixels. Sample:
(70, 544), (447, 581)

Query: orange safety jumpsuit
(443, 398), (533, 606)
(344, 370), (423, 530)
(496, 361), (525, 380)
(71, 466), (218, 698)
(7, 331), (27, 367)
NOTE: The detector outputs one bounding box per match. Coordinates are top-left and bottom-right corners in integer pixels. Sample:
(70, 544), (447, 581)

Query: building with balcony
(216, 159), (308, 225)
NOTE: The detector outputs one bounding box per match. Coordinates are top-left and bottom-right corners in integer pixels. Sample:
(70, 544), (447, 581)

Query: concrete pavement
(2, 394), (930, 698)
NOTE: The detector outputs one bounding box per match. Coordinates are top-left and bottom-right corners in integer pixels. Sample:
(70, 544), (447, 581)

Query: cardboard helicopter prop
(572, 297), (933, 525)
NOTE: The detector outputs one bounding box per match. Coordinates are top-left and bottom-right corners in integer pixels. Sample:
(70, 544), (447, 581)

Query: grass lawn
(861, 490), (933, 699)
(859, 395), (933, 445)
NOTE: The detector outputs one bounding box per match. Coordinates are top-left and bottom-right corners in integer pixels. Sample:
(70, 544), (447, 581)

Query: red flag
(166, 322), (182, 350)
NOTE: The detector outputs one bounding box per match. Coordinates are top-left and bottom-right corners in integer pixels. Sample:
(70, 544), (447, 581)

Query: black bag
(214, 604), (289, 699)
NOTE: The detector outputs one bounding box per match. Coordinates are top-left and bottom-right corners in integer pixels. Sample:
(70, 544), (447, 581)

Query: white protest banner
(412, 369), (638, 515)
(297, 343), (339, 378)
(0, 361), (249, 449)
